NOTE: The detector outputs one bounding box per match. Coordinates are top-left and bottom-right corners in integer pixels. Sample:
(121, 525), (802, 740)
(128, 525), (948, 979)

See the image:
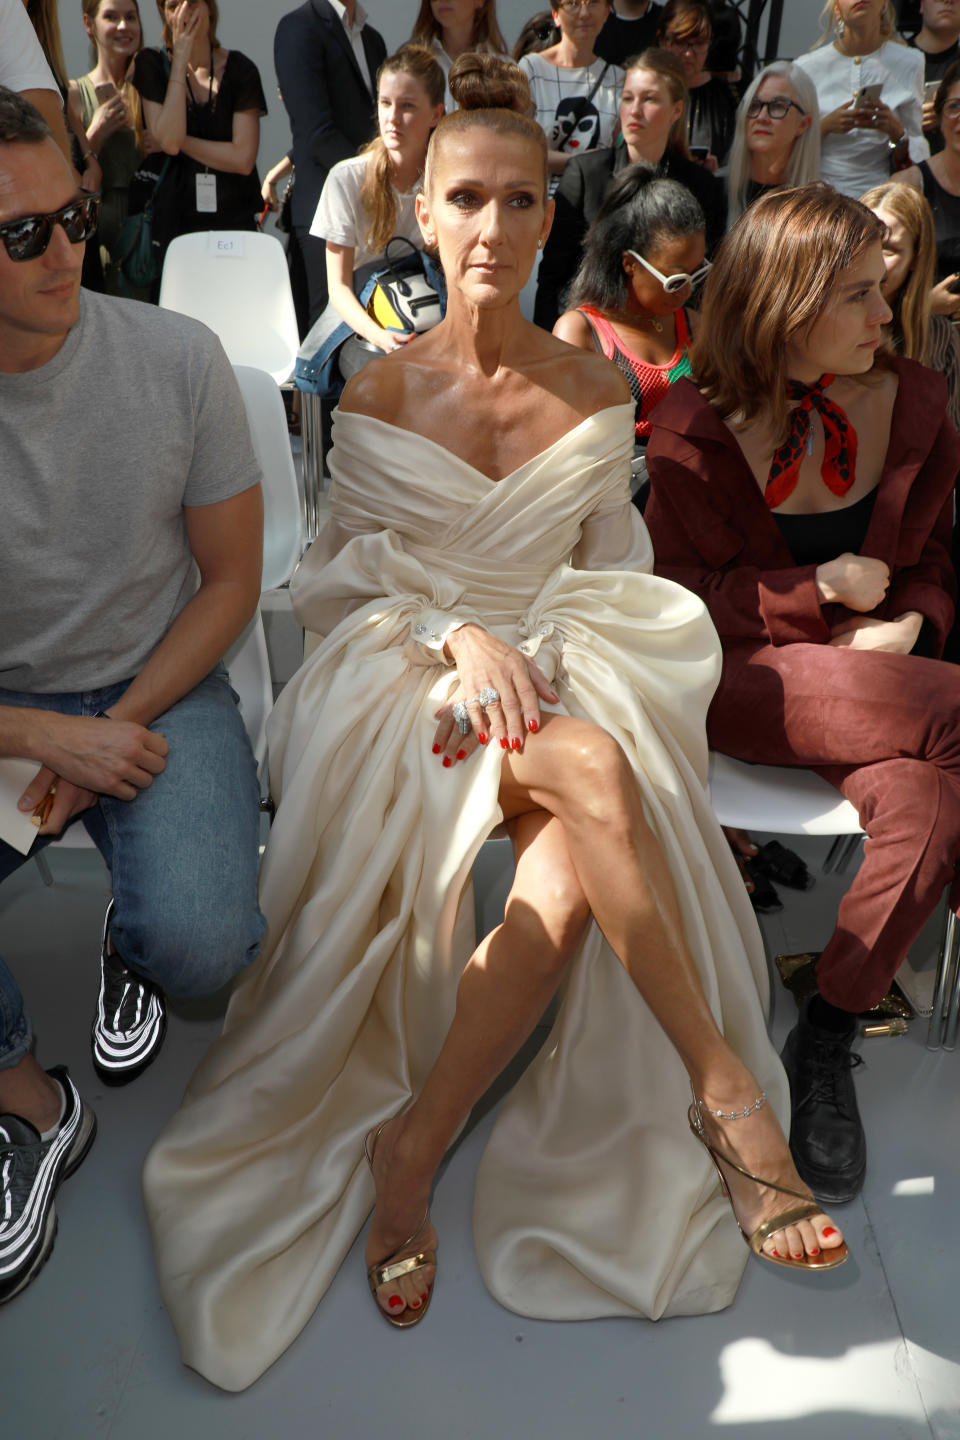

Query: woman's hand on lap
(815, 552), (890, 610)
(828, 611), (923, 653)
(432, 624), (559, 764)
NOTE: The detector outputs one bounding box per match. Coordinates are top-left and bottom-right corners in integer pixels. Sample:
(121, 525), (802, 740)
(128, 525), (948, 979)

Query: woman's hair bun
(448, 52), (532, 115)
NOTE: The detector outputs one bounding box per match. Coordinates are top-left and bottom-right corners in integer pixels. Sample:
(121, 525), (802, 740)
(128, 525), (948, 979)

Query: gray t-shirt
(0, 291), (262, 692)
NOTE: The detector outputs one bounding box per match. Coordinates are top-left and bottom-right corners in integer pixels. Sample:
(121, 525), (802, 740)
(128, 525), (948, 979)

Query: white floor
(3, 835), (960, 1440)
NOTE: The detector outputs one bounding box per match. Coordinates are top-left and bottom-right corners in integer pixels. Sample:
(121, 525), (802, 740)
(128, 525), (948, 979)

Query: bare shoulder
(898, 164), (922, 192)
(338, 350), (412, 425)
(553, 308), (595, 350)
(552, 344), (630, 414)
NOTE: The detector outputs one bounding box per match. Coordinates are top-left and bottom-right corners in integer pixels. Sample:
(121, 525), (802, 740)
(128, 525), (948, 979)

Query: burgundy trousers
(708, 642), (960, 1012)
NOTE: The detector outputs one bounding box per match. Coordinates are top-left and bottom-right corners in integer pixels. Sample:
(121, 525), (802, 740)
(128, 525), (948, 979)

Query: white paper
(196, 172), (218, 214)
(0, 757), (42, 855)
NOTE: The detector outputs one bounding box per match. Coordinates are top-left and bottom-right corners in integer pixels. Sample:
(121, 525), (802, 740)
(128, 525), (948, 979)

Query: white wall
(58, 0), (826, 195)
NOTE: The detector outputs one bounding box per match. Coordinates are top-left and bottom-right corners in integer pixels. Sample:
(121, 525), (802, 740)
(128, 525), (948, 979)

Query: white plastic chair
(231, 365), (304, 591)
(707, 752), (959, 1052)
(159, 231), (299, 384)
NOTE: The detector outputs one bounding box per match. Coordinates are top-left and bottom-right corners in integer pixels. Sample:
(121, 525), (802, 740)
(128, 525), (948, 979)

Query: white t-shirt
(794, 40), (928, 198)
(310, 153), (423, 270)
(518, 52), (623, 194)
(0, 0), (59, 94)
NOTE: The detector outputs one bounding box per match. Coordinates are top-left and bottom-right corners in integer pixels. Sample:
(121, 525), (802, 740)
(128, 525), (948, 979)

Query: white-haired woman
(794, 0), (927, 198)
(726, 61), (820, 228)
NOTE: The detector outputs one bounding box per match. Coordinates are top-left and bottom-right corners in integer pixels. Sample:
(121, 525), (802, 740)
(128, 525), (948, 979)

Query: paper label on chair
(196, 172), (218, 213)
(207, 232), (244, 257)
(0, 757), (42, 855)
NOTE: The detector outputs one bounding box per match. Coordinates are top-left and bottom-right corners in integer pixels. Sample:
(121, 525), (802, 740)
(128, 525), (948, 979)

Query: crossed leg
(367, 715), (845, 1319)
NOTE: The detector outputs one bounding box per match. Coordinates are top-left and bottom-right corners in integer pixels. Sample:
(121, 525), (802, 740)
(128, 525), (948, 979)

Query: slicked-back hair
(0, 87), (52, 144)
(425, 53), (548, 199)
(692, 183), (885, 441)
(567, 162), (705, 313)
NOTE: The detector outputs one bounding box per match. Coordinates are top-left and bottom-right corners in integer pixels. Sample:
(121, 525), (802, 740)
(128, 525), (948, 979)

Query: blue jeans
(0, 668), (266, 1068)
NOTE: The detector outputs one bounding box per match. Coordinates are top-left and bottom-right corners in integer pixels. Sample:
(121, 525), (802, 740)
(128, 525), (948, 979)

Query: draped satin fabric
(142, 403), (788, 1392)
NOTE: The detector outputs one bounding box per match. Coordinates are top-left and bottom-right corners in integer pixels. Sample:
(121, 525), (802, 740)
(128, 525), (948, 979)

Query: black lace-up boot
(780, 997), (866, 1205)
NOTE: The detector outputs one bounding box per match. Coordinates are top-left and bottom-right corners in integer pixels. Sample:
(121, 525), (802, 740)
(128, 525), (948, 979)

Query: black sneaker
(780, 998), (866, 1205)
(0, 1066), (97, 1304)
(91, 900), (166, 1085)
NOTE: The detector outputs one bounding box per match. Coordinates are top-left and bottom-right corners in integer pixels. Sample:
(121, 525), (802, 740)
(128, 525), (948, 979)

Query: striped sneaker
(91, 900), (166, 1085)
(0, 1066), (97, 1304)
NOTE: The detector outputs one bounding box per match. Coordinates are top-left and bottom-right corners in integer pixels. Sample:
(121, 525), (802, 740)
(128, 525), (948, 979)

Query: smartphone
(852, 82), (883, 109)
(925, 80), (940, 103)
(689, 144), (709, 160)
(94, 81), (118, 104)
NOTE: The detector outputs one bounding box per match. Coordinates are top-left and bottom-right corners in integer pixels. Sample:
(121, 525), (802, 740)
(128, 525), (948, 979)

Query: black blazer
(534, 143), (724, 330)
(274, 0), (387, 228)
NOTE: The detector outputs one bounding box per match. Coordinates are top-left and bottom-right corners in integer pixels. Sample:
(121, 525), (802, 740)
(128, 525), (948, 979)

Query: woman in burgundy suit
(645, 183), (960, 1208)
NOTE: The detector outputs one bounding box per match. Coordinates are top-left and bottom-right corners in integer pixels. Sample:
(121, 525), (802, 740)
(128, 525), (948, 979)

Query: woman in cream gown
(143, 56), (845, 1393)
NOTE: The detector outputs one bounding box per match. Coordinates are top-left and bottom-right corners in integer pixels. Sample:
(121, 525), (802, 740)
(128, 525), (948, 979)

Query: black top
(773, 488), (879, 569)
(594, 5), (662, 67)
(133, 47), (267, 242)
(533, 140), (724, 329)
(687, 76), (737, 165)
(918, 160), (960, 281)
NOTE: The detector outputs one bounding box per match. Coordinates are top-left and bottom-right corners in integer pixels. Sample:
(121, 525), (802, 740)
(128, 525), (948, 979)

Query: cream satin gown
(143, 402), (788, 1392)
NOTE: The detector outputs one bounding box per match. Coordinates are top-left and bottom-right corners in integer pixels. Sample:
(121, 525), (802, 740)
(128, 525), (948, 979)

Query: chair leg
(926, 902), (959, 1051)
(300, 391), (323, 541)
(33, 850), (54, 887)
(943, 929), (960, 1051)
(823, 834), (860, 874)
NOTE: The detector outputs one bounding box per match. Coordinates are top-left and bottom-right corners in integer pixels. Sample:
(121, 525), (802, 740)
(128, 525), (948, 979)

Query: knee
(503, 876), (590, 975)
(115, 899), (265, 998)
(563, 729), (636, 831)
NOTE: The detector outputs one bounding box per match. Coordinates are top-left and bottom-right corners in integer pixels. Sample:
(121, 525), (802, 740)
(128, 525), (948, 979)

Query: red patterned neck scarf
(765, 374), (857, 509)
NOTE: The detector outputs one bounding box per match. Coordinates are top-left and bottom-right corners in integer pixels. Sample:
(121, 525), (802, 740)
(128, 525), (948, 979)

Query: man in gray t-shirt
(0, 89), (267, 1305)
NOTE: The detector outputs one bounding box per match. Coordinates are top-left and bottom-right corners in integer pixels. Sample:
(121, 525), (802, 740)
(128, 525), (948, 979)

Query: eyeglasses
(662, 32), (710, 52)
(556, 0), (606, 14)
(746, 96), (806, 120)
(628, 249), (711, 294)
(0, 191), (100, 262)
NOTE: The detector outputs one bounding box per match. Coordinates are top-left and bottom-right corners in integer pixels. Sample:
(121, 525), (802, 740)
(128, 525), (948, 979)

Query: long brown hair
(156, 0), (219, 50)
(26, 0), (68, 90)
(860, 182), (936, 364)
(360, 44), (445, 257)
(623, 49), (690, 161)
(82, 0), (144, 147)
(411, 0), (507, 54)
(693, 184), (885, 440)
(424, 52), (548, 198)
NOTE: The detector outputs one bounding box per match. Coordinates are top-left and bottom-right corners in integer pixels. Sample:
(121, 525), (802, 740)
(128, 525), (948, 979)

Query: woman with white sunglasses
(554, 161), (706, 507)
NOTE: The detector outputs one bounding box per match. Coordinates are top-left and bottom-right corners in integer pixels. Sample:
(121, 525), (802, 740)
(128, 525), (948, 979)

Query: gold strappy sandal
(688, 1095), (849, 1271)
(364, 1120), (437, 1328)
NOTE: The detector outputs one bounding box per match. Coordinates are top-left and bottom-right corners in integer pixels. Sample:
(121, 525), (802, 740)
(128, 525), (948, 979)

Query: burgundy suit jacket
(644, 357), (959, 659)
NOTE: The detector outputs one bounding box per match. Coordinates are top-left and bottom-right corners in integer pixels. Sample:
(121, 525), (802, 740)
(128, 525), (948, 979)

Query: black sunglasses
(0, 191), (101, 262)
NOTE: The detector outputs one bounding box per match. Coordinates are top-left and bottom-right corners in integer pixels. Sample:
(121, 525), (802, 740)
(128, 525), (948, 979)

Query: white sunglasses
(628, 249), (711, 294)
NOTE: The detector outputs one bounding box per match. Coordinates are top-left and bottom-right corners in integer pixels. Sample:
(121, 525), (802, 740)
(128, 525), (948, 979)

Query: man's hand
(25, 711), (169, 799)
(18, 768), (97, 836)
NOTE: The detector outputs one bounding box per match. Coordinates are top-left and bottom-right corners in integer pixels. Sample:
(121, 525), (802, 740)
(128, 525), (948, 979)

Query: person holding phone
(901, 59), (960, 316)
(795, 0), (927, 197)
(658, 0), (736, 171)
(908, 0), (960, 152)
(71, 0), (149, 295)
(132, 0), (267, 267)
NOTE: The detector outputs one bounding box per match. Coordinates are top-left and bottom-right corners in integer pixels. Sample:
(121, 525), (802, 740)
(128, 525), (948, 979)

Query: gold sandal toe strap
(750, 1203), (821, 1254)
(368, 1249), (437, 1290)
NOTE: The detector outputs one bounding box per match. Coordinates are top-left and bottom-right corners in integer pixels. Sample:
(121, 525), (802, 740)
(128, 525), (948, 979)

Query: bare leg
(0, 1054), (61, 1132)
(366, 811), (590, 1317)
(494, 716), (844, 1263)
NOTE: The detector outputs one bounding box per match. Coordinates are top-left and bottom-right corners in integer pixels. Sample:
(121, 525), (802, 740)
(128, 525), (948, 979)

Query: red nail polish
(822, 1227), (838, 1237)
(478, 732), (488, 745)
(527, 718), (539, 733)
(500, 737), (509, 749)
(432, 744), (442, 754)
(456, 749), (466, 761)
(411, 1298), (421, 1308)
(442, 756), (452, 768)
(792, 1252), (803, 1259)
(810, 1247), (820, 1255)
(420, 1292), (428, 1301)
(511, 737), (521, 751)
(770, 1248), (779, 1257)
(388, 1296), (403, 1309)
